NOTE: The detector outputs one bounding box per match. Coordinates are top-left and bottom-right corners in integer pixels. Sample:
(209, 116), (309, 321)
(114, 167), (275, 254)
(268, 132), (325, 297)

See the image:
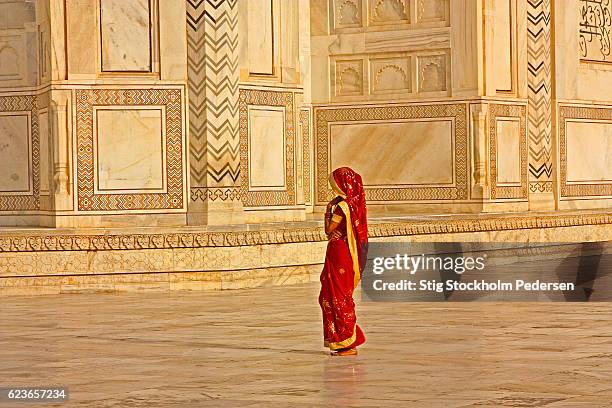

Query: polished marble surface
(0, 209), (609, 234)
(1, 283), (611, 407)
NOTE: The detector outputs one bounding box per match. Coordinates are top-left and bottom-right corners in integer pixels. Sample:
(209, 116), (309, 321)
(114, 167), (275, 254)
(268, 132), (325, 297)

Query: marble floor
(1, 284), (612, 407)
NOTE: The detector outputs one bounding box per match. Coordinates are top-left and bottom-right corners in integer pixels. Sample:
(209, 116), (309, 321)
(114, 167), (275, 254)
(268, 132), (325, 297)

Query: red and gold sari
(319, 167), (368, 352)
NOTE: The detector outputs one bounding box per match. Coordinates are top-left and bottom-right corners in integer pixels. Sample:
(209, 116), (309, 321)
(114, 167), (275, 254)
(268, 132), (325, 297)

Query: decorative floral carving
(373, 64), (409, 92)
(372, 0), (407, 23)
(418, 55), (447, 92)
(337, 0), (361, 26)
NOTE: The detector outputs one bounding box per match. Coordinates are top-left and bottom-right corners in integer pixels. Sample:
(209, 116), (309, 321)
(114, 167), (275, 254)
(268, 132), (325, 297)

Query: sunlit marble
(96, 108), (164, 191)
(100, 0), (151, 72)
(566, 121), (612, 182)
(0, 284), (611, 406)
(0, 113), (30, 192)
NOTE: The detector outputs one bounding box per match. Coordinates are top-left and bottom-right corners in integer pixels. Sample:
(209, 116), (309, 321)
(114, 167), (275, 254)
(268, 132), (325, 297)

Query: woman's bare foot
(331, 348), (358, 356)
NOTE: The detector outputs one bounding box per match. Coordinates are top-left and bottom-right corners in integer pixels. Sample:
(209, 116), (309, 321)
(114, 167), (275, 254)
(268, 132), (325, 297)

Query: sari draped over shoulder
(319, 167), (368, 351)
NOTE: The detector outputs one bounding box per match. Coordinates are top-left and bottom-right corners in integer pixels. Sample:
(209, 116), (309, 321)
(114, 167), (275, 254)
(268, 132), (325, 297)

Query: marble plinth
(0, 210), (610, 296)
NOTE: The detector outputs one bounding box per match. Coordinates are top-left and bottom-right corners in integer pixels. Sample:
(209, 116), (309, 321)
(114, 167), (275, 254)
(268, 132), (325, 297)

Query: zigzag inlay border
(0, 94), (40, 211)
(527, 0), (553, 187)
(238, 88), (296, 207)
(187, 0), (240, 201)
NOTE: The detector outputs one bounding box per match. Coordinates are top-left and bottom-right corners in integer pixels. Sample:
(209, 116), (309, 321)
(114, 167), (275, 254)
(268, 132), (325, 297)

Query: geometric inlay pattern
(488, 103), (529, 200)
(300, 108), (311, 205)
(75, 88), (184, 211)
(238, 88), (296, 207)
(0, 94), (39, 211)
(559, 104), (612, 198)
(527, 0), (553, 192)
(187, 0), (240, 202)
(314, 103), (468, 204)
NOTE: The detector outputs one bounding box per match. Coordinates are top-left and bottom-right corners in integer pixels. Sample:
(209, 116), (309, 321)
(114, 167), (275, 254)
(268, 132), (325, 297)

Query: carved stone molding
(0, 212), (610, 252)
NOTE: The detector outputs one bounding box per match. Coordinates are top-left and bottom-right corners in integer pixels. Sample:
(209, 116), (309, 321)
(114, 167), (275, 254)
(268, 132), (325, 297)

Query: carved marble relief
(418, 54), (447, 92)
(100, 0), (153, 72)
(0, 1), (37, 87)
(335, 60), (364, 96)
(370, 0), (409, 25)
(331, 51), (449, 100)
(333, 0), (363, 30)
(579, 0), (612, 62)
(370, 56), (411, 94)
(417, 0), (447, 23)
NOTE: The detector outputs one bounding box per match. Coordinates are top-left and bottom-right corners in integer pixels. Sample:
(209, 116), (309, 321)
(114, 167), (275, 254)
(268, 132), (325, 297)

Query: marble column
(187, 0), (244, 225)
(526, 0), (555, 210)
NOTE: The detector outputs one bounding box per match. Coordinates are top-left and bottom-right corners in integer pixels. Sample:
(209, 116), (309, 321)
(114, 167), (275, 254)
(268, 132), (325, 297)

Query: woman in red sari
(319, 167), (368, 356)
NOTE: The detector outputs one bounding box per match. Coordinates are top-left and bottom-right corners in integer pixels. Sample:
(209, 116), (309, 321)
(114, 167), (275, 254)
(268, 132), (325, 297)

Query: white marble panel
(95, 108), (164, 191)
(566, 120), (612, 182)
(0, 35), (24, 82)
(330, 119), (454, 186)
(0, 113), (31, 192)
(247, 0), (274, 75)
(100, 0), (151, 72)
(38, 110), (50, 193)
(493, 0), (513, 91)
(0, 1), (35, 30)
(496, 118), (521, 184)
(248, 107), (285, 189)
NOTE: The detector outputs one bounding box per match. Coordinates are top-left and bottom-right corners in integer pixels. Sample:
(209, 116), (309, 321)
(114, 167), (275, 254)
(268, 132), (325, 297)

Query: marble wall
(0, 0), (48, 222)
(236, 0), (303, 222)
(554, 0), (612, 210)
(0, 0), (611, 228)
(300, 0), (531, 214)
(0, 0), (187, 227)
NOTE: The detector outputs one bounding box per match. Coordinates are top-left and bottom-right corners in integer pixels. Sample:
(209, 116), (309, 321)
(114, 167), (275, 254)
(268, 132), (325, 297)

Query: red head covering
(331, 167), (368, 273)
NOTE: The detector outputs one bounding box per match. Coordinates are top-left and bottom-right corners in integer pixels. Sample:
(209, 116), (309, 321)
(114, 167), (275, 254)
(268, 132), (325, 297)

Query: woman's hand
(326, 196), (342, 212)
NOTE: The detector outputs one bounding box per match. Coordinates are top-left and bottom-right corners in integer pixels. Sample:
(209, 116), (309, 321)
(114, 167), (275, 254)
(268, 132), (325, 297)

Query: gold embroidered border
(314, 103), (468, 204)
(559, 104), (612, 198)
(328, 325), (357, 351)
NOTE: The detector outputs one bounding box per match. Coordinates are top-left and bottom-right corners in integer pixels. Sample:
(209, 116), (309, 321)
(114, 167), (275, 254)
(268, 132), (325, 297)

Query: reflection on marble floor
(1, 284), (612, 407)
